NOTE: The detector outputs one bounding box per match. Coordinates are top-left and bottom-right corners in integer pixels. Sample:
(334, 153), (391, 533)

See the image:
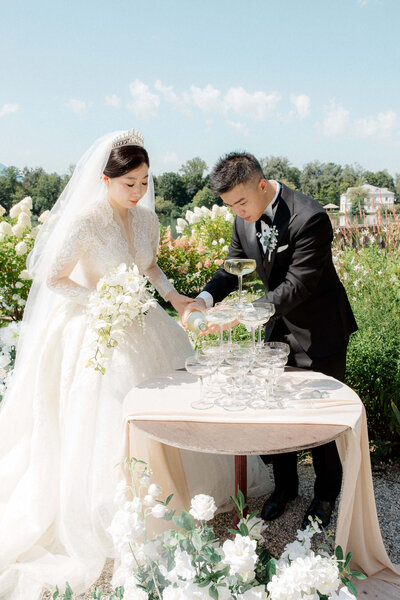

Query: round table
(130, 419), (349, 517)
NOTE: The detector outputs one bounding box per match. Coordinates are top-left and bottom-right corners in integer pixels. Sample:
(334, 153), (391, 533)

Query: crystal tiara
(111, 129), (145, 149)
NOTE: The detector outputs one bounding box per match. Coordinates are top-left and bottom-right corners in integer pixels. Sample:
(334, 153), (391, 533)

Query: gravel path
(41, 462), (400, 599)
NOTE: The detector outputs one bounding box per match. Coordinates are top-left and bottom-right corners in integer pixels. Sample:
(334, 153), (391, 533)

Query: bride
(0, 129), (270, 599)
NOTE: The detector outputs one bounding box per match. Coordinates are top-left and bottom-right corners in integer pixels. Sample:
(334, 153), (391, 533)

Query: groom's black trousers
(260, 319), (346, 502)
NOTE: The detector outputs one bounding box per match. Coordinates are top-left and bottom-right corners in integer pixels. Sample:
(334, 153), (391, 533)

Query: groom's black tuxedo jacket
(203, 183), (357, 359)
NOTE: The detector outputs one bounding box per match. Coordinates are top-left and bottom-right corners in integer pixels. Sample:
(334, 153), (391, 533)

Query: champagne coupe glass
(238, 306), (275, 351)
(223, 347), (254, 411)
(263, 341), (290, 358)
(252, 302), (275, 347)
(215, 302), (238, 346)
(206, 306), (234, 350)
(185, 356), (216, 410)
(224, 258), (256, 307)
(196, 340), (225, 396)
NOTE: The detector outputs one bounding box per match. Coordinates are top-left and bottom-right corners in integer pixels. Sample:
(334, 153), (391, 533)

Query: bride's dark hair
(103, 145), (149, 178)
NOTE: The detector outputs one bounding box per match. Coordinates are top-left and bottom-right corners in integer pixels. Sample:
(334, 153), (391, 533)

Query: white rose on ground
(0, 221), (13, 236)
(143, 494), (156, 507)
(19, 269), (32, 280)
(162, 586), (186, 600)
(17, 212), (31, 228)
(38, 210), (50, 223)
(189, 494), (217, 521)
(15, 241), (28, 256)
(107, 509), (145, 550)
(9, 204), (22, 219)
(222, 535), (257, 580)
(148, 483), (162, 497)
(0, 205), (6, 217)
(12, 224), (25, 238)
(124, 575), (149, 600)
(151, 503), (168, 519)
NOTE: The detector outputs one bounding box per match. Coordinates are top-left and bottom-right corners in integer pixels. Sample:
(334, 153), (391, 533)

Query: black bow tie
(255, 213), (272, 234)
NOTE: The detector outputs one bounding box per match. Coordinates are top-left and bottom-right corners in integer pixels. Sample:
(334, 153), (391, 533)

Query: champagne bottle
(186, 311), (207, 333)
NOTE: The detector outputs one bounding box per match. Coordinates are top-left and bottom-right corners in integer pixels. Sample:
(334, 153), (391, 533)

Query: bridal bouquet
(86, 264), (156, 374)
(99, 458), (365, 600)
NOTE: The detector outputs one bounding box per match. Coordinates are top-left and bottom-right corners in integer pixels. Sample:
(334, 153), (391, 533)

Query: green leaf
(266, 558), (276, 580)
(344, 552), (352, 568)
(165, 493), (174, 505)
(192, 531), (203, 551)
(173, 510), (195, 531)
(209, 584), (219, 600)
(213, 566), (230, 580)
(237, 489), (247, 510)
(344, 580), (358, 596)
(350, 570), (367, 580)
(52, 588), (60, 600)
(335, 545), (344, 562)
(239, 523), (249, 536)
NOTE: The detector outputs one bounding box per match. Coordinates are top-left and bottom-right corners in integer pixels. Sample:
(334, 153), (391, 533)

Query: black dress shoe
(260, 489), (298, 521)
(302, 497), (335, 529)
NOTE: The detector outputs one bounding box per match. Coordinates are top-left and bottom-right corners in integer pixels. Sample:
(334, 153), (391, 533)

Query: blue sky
(1, 0), (399, 177)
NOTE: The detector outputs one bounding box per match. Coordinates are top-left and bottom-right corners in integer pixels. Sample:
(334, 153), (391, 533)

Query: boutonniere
(257, 225), (279, 261)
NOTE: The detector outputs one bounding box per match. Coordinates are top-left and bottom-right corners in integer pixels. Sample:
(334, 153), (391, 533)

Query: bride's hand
(168, 291), (196, 317)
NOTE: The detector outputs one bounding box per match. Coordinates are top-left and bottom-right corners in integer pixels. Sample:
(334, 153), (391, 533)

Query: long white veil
(0, 130), (155, 599)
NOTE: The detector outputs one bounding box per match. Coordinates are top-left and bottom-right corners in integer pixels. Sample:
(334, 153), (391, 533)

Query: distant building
(340, 183), (396, 213)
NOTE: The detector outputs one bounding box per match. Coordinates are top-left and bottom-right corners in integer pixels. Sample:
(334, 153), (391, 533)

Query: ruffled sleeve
(143, 211), (176, 301)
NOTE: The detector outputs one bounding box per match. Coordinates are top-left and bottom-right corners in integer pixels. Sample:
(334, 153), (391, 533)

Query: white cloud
(128, 79), (160, 118)
(0, 103), (20, 118)
(154, 80), (191, 115)
(225, 87), (280, 121)
(318, 100), (350, 136)
(188, 84), (225, 114)
(65, 99), (88, 118)
(105, 94), (121, 107)
(353, 110), (398, 139)
(290, 94), (310, 119)
(357, 0), (368, 5)
(226, 120), (249, 136)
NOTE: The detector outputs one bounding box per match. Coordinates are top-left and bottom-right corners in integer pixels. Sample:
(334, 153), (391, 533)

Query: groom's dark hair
(104, 145), (149, 178)
(210, 152), (264, 195)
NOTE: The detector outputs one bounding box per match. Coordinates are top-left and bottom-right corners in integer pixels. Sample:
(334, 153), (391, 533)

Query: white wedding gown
(0, 196), (271, 599)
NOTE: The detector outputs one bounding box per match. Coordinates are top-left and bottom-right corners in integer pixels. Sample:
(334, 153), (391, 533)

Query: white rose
(38, 210), (50, 223)
(9, 204), (22, 219)
(222, 535), (257, 580)
(189, 494), (217, 521)
(166, 548), (196, 582)
(124, 577), (149, 600)
(17, 211), (31, 228)
(15, 241), (28, 256)
(107, 509), (145, 549)
(12, 224), (25, 238)
(162, 586), (186, 600)
(0, 205), (6, 217)
(0, 221), (13, 236)
(19, 269), (32, 280)
(151, 503), (168, 519)
(143, 494), (156, 507)
(148, 483), (162, 497)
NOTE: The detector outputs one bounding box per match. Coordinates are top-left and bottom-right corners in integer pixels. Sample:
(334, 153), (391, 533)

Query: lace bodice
(47, 196), (175, 304)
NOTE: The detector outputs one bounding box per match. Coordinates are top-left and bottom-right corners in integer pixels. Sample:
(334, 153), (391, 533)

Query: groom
(183, 152), (357, 528)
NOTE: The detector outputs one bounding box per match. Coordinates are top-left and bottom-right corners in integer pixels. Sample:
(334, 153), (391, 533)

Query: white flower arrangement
(86, 263), (156, 375)
(256, 225), (279, 261)
(64, 458), (365, 600)
(0, 321), (21, 401)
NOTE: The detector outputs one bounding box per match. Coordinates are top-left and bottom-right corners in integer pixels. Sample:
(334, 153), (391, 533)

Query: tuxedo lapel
(262, 185), (294, 283)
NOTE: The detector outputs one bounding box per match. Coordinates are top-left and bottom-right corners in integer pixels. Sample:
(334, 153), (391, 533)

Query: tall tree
(180, 157), (208, 201)
(156, 172), (189, 208)
(0, 167), (23, 212)
(259, 156), (301, 189)
(363, 170), (395, 192)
